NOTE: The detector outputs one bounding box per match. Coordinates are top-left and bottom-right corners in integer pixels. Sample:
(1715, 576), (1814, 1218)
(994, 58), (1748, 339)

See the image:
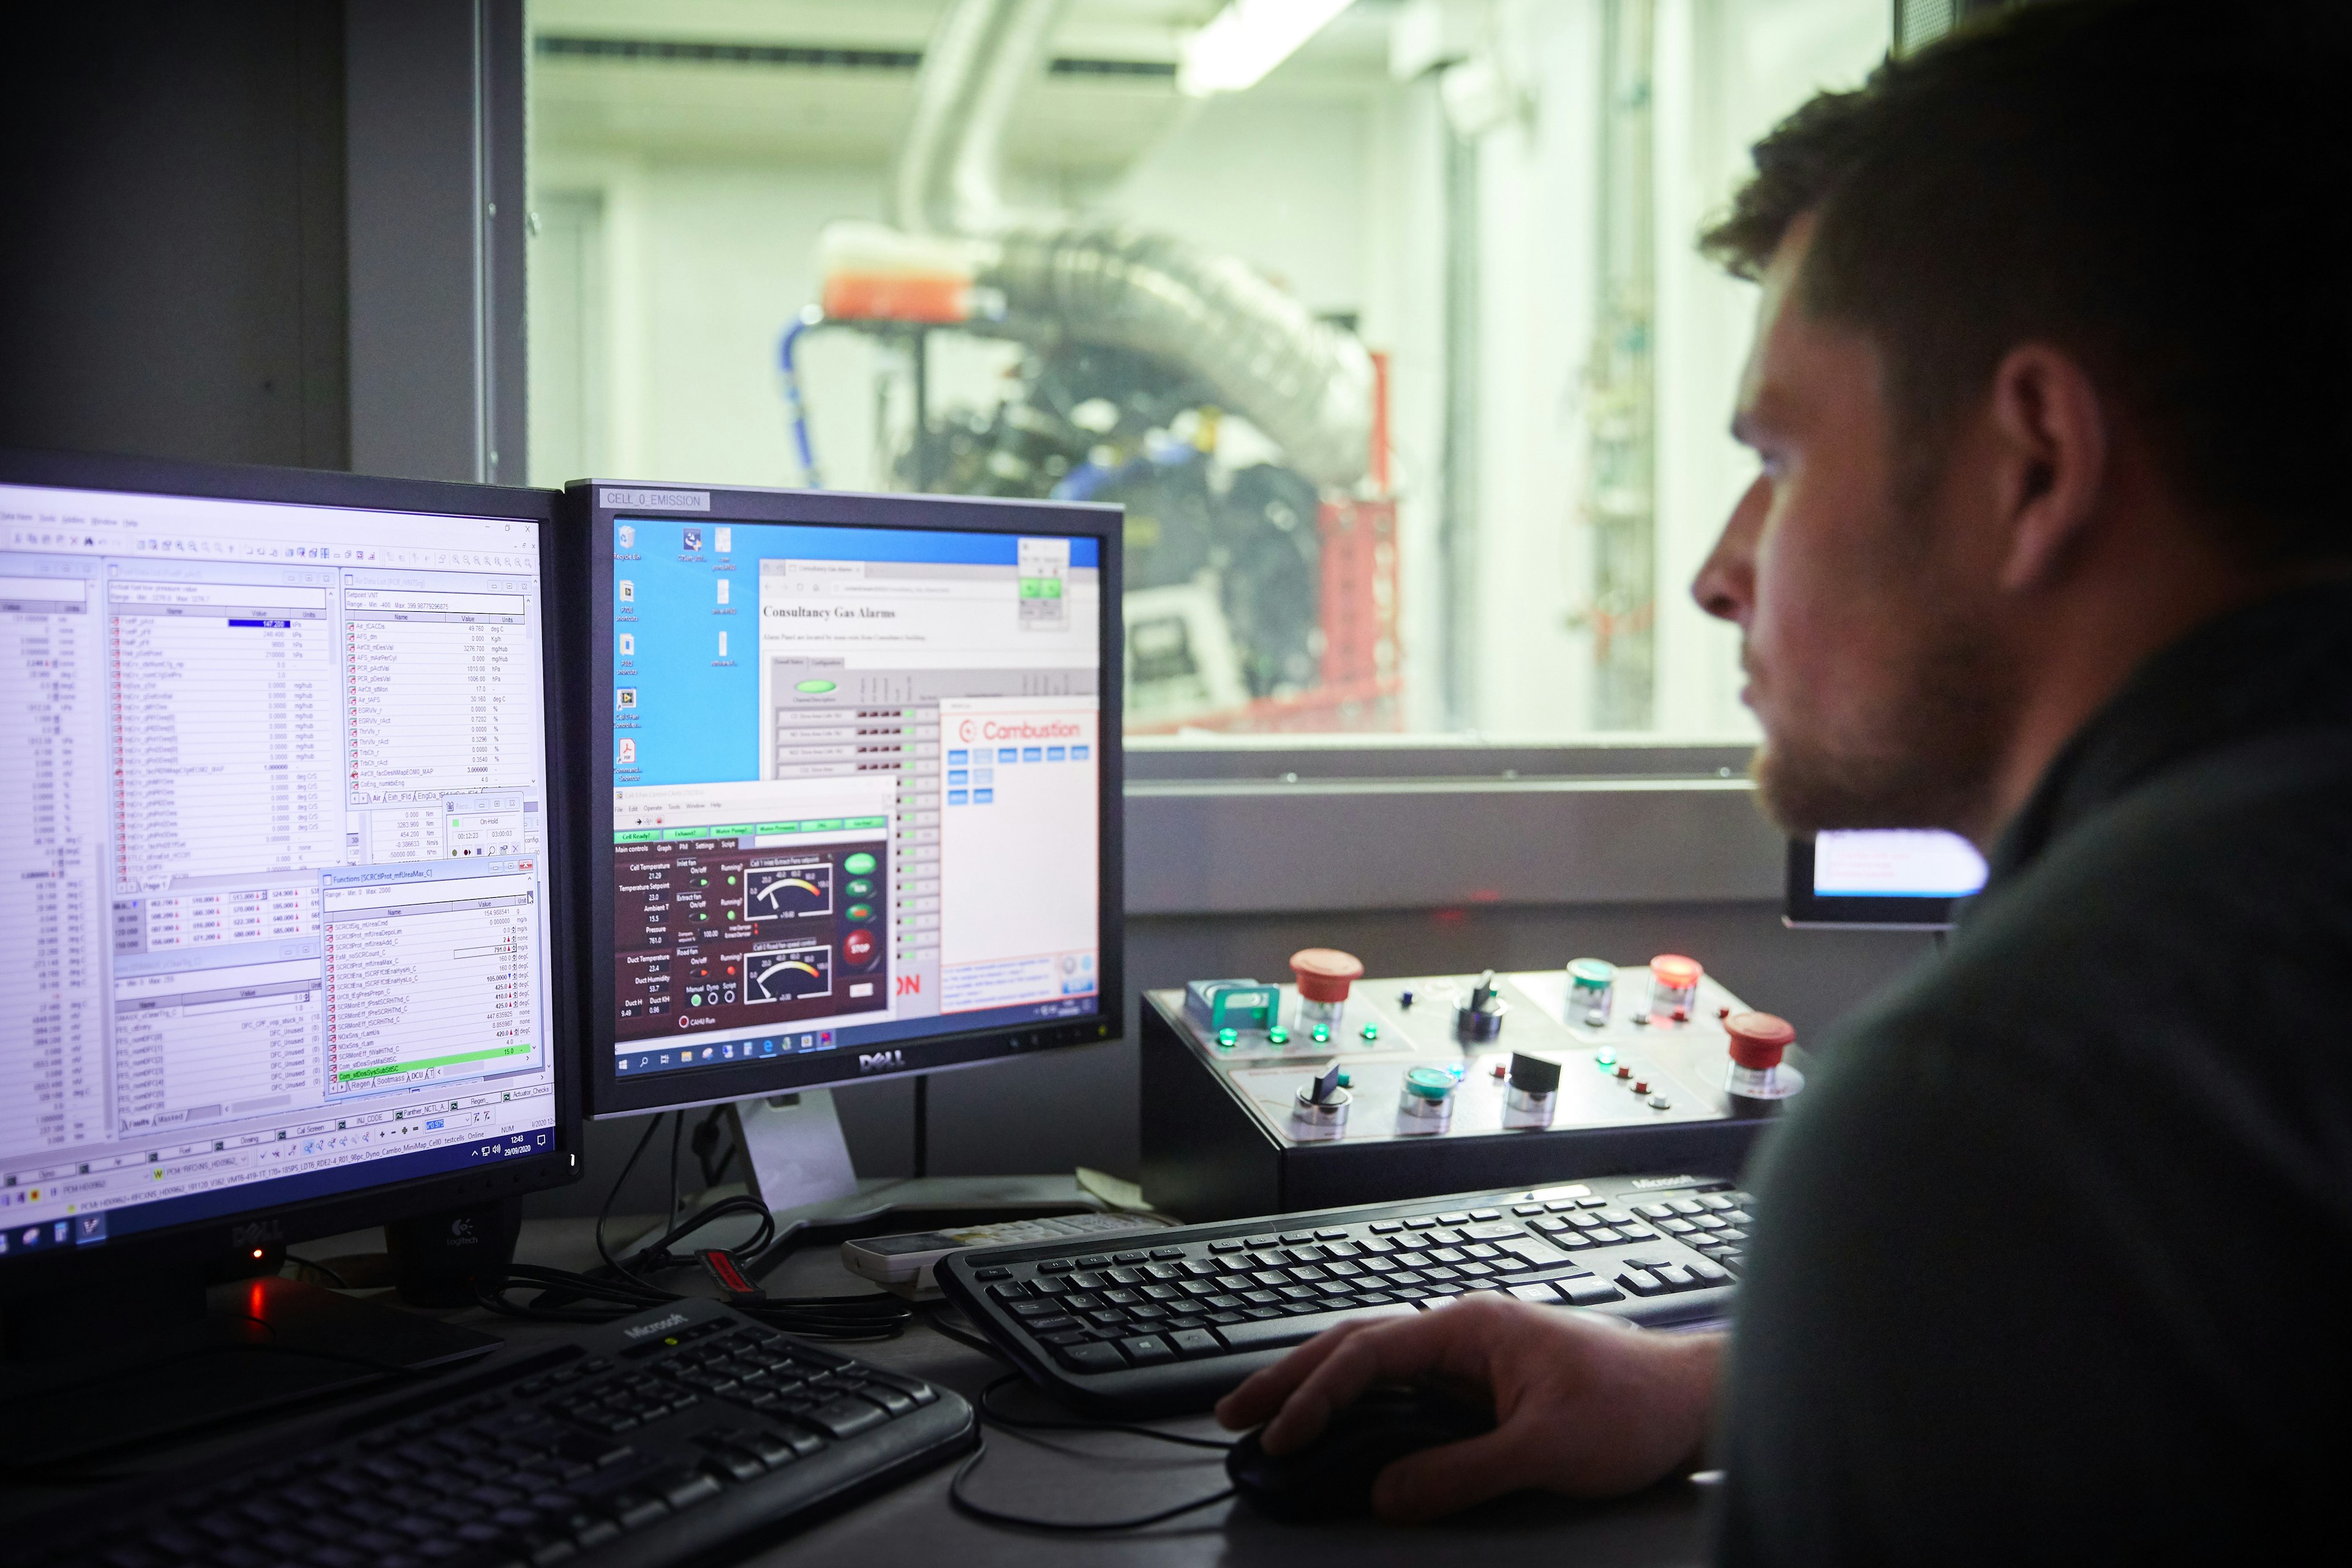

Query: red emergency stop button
(1289, 948), (1363, 1004)
(1726, 1011), (1796, 1069)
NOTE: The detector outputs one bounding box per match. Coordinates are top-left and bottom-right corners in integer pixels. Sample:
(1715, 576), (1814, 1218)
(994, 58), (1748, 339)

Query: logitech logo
(1630, 1175), (1700, 1190)
(858, 1050), (905, 1074)
(622, 1312), (692, 1339)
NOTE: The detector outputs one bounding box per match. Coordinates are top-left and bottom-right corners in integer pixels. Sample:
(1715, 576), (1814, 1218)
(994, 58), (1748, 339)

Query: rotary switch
(1455, 970), (1507, 1043)
(1289, 948), (1363, 1037)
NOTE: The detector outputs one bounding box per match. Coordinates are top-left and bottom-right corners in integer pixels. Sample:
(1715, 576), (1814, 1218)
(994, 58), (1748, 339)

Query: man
(1215, 1), (2352, 1558)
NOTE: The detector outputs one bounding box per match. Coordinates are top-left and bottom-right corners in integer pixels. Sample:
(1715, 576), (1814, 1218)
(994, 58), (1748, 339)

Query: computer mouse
(1226, 1385), (1497, 1522)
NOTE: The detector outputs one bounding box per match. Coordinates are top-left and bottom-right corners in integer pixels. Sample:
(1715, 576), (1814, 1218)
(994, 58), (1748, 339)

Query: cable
(922, 1305), (1012, 1362)
(948, 1441), (1234, 1534)
(976, 1373), (1234, 1452)
(668, 1112), (684, 1231)
(943, 1372), (1237, 1533)
(911, 1073), (929, 1180)
(284, 1253), (350, 1288)
(595, 1112), (669, 1274)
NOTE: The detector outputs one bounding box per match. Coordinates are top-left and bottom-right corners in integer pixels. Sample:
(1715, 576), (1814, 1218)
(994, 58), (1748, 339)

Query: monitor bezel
(568, 479), (1126, 1119)
(0, 447), (584, 1300)
(1782, 835), (1965, 930)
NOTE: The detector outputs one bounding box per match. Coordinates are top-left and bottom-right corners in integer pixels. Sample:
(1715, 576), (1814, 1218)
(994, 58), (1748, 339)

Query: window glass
(526, 0), (1889, 741)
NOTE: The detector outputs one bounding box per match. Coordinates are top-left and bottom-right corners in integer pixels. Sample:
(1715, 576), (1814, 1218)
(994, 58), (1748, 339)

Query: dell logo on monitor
(858, 1050), (905, 1074)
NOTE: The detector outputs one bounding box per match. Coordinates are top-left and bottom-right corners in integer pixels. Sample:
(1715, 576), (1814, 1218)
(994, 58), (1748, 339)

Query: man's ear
(1986, 344), (2110, 593)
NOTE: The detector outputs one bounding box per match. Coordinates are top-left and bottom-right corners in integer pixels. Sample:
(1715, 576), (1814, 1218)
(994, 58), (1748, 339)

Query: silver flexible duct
(892, 0), (1066, 235)
(978, 225), (1375, 489)
(883, 0), (1374, 489)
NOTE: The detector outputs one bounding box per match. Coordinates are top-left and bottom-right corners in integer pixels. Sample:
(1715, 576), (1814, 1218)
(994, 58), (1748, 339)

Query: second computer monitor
(575, 481), (1122, 1116)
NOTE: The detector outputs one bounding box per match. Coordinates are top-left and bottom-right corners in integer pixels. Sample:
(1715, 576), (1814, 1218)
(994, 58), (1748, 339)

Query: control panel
(1140, 950), (1804, 1219)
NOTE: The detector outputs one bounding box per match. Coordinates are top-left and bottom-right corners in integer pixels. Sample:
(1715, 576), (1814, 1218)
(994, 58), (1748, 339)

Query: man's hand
(1213, 1297), (1723, 1523)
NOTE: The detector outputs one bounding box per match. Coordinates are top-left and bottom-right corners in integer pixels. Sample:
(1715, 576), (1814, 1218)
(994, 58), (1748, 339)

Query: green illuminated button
(688, 993), (703, 1006)
(844, 852), (877, 875)
(1596, 1049), (1618, 1068)
(1337, 1071), (1352, 1088)
(1310, 1025), (1331, 1044)
(756, 821), (797, 834)
(803, 818), (845, 832)
(846, 878), (873, 897)
(1216, 1028), (1238, 1049)
(1267, 1027), (1290, 1046)
(845, 815), (888, 829)
(1404, 1065), (1455, 1101)
(796, 679), (837, 693)
(614, 830), (660, 843)
(846, 903), (874, 923)
(1360, 1022), (1379, 1041)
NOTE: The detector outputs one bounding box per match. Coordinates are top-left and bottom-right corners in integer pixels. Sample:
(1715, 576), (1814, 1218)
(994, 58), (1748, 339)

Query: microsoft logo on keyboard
(623, 1311), (693, 1338)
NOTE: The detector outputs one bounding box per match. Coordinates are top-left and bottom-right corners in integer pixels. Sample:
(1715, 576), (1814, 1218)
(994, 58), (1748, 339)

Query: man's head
(1691, 0), (2352, 843)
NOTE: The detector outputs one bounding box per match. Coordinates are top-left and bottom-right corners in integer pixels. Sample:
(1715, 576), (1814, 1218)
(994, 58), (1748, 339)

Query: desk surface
(4, 1216), (1713, 1565)
(489, 1217), (1715, 1567)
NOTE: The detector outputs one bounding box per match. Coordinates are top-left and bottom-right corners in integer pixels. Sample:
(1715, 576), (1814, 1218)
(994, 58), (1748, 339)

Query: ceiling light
(1178, 0), (1357, 97)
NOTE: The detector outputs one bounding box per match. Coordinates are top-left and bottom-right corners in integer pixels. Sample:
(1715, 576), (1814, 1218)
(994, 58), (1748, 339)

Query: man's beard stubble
(1747, 593), (2015, 842)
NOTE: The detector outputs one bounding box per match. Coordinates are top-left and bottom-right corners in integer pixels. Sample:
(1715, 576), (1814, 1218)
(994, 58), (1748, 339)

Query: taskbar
(0, 1128), (557, 1259)
(615, 994), (1100, 1079)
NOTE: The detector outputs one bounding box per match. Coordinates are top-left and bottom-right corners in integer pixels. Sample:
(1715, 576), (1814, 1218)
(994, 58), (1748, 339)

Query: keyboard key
(1370, 1221), (1404, 1233)
(973, 1266), (1011, 1281)
(1054, 1341), (1126, 1373)
(1468, 1209), (1502, 1221)
(1150, 1248), (1185, 1260)
(1210, 1239), (1247, 1252)
(1561, 1278), (1627, 1306)
(1315, 1228), (1350, 1240)
(1438, 1212), (1471, 1224)
(1213, 1303), (1417, 1351)
(800, 1398), (889, 1440)
(1118, 1335), (1177, 1366)
(1687, 1261), (1731, 1284)
(1617, 1268), (1664, 1296)
(1167, 1329), (1221, 1357)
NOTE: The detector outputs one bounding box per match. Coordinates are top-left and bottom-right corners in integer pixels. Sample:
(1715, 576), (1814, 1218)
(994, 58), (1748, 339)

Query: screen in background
(0, 483), (559, 1261)
(1812, 829), (1989, 899)
(608, 514), (1102, 1082)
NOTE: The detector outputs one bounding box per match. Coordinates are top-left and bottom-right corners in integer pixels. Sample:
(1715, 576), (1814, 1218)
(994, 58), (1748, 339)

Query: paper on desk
(1076, 1166), (1157, 1213)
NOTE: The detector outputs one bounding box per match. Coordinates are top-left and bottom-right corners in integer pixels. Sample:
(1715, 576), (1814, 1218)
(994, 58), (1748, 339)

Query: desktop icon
(616, 524), (635, 549)
(618, 632), (635, 657)
(617, 738), (637, 764)
(682, 528), (703, 552)
(617, 579), (635, 603)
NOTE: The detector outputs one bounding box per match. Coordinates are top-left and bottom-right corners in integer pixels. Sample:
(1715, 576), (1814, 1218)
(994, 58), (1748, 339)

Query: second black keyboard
(940, 1172), (1755, 1415)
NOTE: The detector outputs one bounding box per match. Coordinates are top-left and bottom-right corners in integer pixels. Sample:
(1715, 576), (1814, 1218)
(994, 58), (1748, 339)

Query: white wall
(1650, 0), (1888, 737)
(1464, 0), (1603, 735)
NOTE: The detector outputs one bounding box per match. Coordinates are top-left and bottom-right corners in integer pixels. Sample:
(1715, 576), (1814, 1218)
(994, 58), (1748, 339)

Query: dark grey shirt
(1717, 581), (2352, 1563)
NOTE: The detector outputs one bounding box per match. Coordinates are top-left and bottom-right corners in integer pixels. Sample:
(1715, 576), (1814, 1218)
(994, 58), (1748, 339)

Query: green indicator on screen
(846, 903), (875, 923)
(846, 878), (873, 897)
(796, 679), (837, 693)
(614, 830), (660, 843)
(845, 815), (888, 829)
(756, 821), (797, 834)
(844, 852), (877, 875)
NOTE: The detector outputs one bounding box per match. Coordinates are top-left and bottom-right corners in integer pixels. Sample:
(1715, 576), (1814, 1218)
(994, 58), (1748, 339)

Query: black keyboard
(940, 1174), (1755, 1415)
(20, 1297), (973, 1568)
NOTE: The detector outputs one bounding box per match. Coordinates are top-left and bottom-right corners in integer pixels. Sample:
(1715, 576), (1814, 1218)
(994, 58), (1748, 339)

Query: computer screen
(0, 462), (568, 1271)
(579, 482), (1121, 1115)
(1783, 829), (1989, 929)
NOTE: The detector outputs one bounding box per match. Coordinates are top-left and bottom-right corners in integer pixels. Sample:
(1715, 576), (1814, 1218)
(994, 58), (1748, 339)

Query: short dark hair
(1703, 0), (2352, 563)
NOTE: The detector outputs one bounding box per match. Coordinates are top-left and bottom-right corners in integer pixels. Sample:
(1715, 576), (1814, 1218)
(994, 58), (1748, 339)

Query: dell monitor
(0, 452), (579, 1447)
(570, 480), (1121, 1133)
(1784, 829), (1990, 929)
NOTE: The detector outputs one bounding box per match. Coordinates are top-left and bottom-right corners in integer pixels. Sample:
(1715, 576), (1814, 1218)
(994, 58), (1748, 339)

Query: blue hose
(778, 307), (824, 488)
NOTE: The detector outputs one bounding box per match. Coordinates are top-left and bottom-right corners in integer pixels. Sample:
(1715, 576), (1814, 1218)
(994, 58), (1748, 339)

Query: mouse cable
(921, 1303), (1012, 1362)
(947, 1437), (1235, 1533)
(974, 1371), (1234, 1452)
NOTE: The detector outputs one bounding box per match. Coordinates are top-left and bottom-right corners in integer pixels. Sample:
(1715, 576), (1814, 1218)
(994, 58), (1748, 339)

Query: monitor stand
(0, 1268), (500, 1467)
(699, 1090), (1112, 1248)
